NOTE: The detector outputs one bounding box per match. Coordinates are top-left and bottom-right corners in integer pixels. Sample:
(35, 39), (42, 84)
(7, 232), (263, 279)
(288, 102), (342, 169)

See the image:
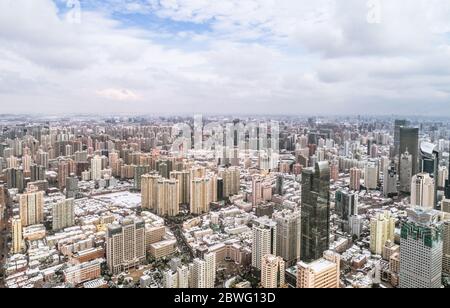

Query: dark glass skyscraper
(394, 119), (408, 159)
(399, 127), (419, 177)
(301, 161), (330, 263)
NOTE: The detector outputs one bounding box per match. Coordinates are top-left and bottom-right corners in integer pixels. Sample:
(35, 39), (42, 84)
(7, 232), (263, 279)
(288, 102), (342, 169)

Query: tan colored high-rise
(12, 216), (23, 254)
(106, 218), (146, 275)
(297, 251), (340, 288)
(170, 170), (190, 204)
(141, 174), (160, 210)
(411, 173), (435, 209)
(350, 168), (361, 191)
(370, 211), (396, 255)
(19, 187), (44, 227)
(190, 178), (212, 215)
(261, 254), (285, 288)
(252, 217), (277, 270)
(157, 179), (180, 217)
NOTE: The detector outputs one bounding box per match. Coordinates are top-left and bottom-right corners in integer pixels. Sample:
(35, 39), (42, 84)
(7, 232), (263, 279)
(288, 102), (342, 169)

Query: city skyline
(1, 0), (450, 115)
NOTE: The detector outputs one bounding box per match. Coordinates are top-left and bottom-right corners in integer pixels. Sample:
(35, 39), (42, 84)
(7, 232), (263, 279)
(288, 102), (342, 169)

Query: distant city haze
(1, 0), (450, 115)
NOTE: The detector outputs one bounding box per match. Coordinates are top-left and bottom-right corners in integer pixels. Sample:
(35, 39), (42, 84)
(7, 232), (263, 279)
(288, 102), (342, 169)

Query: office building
(419, 142), (439, 208)
(399, 208), (443, 288)
(106, 218), (146, 275)
(399, 127), (419, 176)
(443, 221), (450, 275)
(301, 162), (330, 263)
(335, 189), (358, 232)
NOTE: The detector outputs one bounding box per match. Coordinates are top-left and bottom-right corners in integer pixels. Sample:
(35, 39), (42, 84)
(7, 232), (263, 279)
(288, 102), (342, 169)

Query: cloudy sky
(1, 0), (450, 116)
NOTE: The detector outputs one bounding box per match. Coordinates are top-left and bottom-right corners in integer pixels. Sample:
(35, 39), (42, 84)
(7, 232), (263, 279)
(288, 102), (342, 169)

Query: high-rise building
(419, 142), (439, 208)
(335, 189), (358, 232)
(252, 217), (277, 270)
(58, 160), (70, 191)
(394, 119), (408, 159)
(141, 174), (160, 210)
(443, 221), (450, 275)
(19, 187), (44, 227)
(91, 155), (103, 181)
(399, 150), (413, 193)
(252, 175), (262, 207)
(411, 173), (435, 209)
(383, 162), (398, 197)
(349, 168), (361, 191)
(399, 127), (419, 176)
(157, 179), (180, 217)
(192, 253), (216, 288)
(399, 208), (443, 288)
(106, 218), (146, 275)
(190, 177), (213, 215)
(170, 170), (190, 204)
(261, 255), (285, 288)
(297, 251), (340, 288)
(52, 198), (75, 231)
(65, 174), (79, 199)
(370, 211), (396, 255)
(273, 210), (301, 266)
(12, 216), (23, 254)
(364, 161), (378, 190)
(301, 162), (330, 263)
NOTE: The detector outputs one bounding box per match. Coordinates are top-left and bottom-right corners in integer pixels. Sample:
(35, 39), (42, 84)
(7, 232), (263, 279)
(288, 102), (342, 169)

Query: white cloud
(0, 0), (449, 115)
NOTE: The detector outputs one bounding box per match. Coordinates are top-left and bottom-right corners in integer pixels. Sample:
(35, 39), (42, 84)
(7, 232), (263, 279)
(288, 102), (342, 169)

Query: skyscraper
(261, 254), (285, 288)
(52, 198), (75, 231)
(370, 211), (396, 255)
(106, 218), (146, 275)
(273, 210), (301, 266)
(411, 173), (435, 209)
(394, 119), (408, 159)
(399, 208), (443, 288)
(301, 162), (330, 263)
(399, 127), (419, 176)
(252, 217), (277, 270)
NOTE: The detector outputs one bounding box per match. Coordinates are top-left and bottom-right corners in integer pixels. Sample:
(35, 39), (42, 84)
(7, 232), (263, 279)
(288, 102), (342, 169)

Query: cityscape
(1, 0), (450, 293)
